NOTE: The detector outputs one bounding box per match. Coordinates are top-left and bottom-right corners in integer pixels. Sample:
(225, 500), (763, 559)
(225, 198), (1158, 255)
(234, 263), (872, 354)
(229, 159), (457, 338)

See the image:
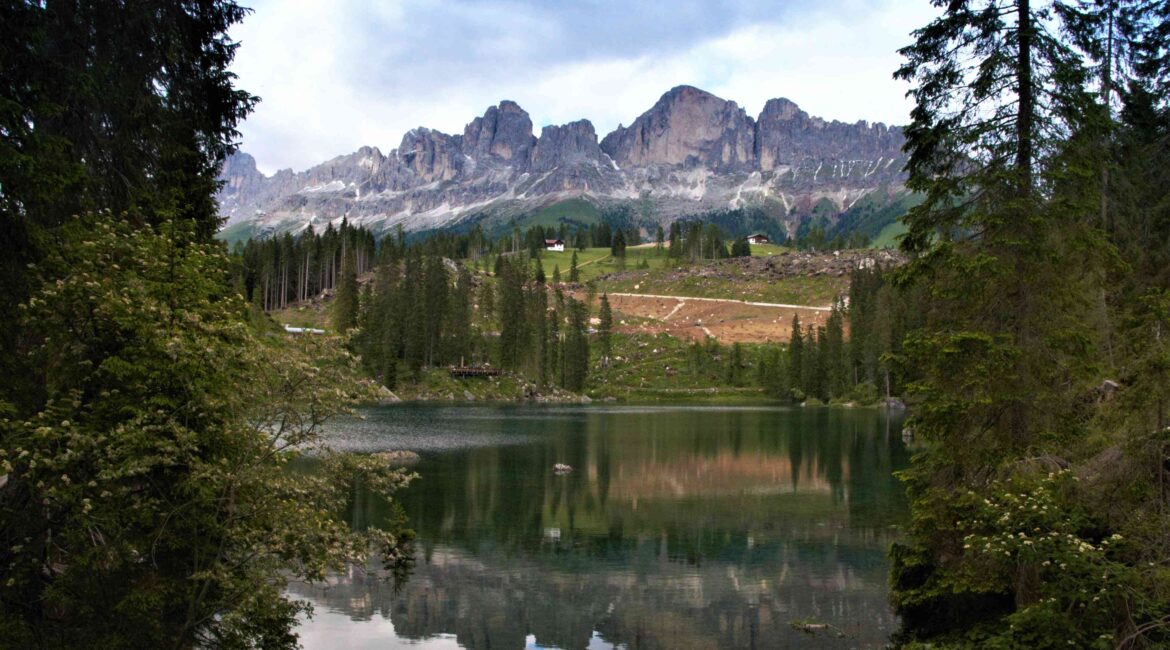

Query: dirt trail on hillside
(578, 292), (834, 344)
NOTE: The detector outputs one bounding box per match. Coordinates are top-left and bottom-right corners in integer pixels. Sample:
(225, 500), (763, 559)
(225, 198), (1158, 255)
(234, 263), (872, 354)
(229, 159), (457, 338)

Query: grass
(215, 220), (256, 247)
(749, 243), (790, 257)
(542, 246), (848, 306)
(597, 266), (846, 306)
(269, 302), (333, 330)
(871, 220), (907, 249)
(523, 197), (601, 228)
(539, 247), (612, 281)
(392, 368), (579, 402)
(587, 332), (780, 403)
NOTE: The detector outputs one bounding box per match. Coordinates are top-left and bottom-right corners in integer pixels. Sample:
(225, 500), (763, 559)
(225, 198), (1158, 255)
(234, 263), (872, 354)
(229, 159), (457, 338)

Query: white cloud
(230, 0), (937, 174)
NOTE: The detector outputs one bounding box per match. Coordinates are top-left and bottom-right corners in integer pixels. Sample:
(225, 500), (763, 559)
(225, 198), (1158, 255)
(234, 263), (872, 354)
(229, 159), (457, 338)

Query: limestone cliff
(217, 86), (907, 236)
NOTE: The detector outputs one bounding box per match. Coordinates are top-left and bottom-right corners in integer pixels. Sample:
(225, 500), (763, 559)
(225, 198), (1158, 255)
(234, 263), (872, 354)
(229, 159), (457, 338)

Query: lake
(290, 404), (911, 649)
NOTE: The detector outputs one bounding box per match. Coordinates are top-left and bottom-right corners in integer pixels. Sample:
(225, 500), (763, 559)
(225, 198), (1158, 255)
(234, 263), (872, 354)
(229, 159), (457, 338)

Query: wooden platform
(449, 366), (500, 378)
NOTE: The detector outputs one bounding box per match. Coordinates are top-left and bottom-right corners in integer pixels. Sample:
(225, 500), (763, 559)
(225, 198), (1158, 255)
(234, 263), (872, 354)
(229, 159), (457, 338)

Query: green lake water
(290, 404), (911, 649)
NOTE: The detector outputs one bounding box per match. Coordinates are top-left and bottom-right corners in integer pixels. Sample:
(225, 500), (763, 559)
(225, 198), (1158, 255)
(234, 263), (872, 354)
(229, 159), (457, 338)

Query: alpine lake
(290, 404), (912, 649)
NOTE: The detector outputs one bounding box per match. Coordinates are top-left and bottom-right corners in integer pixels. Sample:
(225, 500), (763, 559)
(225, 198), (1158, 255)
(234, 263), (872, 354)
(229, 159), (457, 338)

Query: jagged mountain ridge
(217, 85), (906, 238)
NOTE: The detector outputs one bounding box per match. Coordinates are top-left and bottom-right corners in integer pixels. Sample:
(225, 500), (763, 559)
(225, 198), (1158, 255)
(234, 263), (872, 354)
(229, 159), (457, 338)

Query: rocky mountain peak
(398, 128), (463, 183)
(754, 96), (903, 172)
(462, 101), (537, 164)
(600, 85), (755, 170)
(759, 97), (803, 122)
(531, 119), (604, 171)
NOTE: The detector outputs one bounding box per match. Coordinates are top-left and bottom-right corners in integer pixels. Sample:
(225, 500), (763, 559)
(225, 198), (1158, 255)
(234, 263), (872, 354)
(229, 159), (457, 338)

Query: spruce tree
(563, 297), (590, 391)
(788, 315), (804, 396)
(598, 293), (614, 360)
(889, 0), (1138, 643)
(332, 251), (360, 333)
(569, 251), (580, 282)
(823, 304), (846, 398)
(611, 229), (626, 257)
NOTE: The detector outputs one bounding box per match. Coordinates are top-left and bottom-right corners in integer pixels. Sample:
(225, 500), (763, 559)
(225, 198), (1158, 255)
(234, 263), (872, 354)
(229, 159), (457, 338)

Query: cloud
(230, 0), (936, 174)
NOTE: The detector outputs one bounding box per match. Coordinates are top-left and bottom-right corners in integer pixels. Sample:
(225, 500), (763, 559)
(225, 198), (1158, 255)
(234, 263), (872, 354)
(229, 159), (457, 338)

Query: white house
(544, 238), (565, 252)
(747, 233), (770, 245)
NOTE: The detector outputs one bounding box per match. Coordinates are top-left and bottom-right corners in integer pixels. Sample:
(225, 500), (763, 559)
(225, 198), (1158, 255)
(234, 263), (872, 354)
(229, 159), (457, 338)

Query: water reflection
(291, 405), (910, 649)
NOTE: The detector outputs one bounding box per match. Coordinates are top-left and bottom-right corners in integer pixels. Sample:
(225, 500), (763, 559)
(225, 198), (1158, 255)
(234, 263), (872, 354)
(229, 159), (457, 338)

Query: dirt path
(662, 301), (686, 321)
(605, 292), (833, 312)
(577, 253), (609, 268)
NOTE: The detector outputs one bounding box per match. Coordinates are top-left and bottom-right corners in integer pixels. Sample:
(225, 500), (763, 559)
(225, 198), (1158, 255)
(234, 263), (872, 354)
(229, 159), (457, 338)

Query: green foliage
(598, 294), (614, 359)
(893, 471), (1165, 649)
(0, 220), (414, 648)
(237, 221), (377, 312)
(0, 0), (258, 414)
(889, 0), (1170, 646)
(562, 297), (590, 391)
(332, 251), (360, 333)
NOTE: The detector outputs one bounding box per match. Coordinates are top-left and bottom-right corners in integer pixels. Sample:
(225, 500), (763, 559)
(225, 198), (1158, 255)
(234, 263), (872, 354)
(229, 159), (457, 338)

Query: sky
(229, 0), (939, 175)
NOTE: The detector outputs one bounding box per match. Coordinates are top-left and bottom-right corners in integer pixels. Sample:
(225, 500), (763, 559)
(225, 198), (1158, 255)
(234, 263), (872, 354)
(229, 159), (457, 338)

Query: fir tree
(788, 315), (804, 396)
(332, 251), (360, 333)
(598, 293), (614, 360)
(888, 1), (1148, 643)
(562, 297), (590, 391)
(611, 229), (626, 257)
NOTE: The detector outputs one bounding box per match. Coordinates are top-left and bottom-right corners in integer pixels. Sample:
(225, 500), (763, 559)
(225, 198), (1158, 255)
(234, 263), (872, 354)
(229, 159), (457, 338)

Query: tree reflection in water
(290, 405), (910, 649)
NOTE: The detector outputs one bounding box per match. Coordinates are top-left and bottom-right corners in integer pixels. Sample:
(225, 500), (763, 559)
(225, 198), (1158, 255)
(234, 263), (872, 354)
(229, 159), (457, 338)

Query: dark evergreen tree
(611, 229), (626, 257)
(332, 251), (360, 333)
(887, 0), (1165, 644)
(598, 293), (614, 360)
(563, 297), (590, 391)
(788, 315), (804, 395)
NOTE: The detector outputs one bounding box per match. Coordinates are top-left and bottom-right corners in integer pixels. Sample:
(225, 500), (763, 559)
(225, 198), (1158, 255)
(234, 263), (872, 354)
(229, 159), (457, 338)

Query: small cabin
(747, 233), (770, 245)
(544, 238), (565, 252)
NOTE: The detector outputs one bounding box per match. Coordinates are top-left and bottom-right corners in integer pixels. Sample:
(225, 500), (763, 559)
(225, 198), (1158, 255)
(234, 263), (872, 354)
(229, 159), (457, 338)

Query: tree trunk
(1016, 0), (1034, 193)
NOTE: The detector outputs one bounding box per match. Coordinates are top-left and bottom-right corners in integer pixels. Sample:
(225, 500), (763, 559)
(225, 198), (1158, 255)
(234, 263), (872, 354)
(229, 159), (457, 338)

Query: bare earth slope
(585, 249), (903, 344)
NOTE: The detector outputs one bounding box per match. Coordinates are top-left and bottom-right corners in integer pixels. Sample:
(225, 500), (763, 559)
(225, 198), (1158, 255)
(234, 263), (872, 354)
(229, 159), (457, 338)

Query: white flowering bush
(938, 471), (1133, 649)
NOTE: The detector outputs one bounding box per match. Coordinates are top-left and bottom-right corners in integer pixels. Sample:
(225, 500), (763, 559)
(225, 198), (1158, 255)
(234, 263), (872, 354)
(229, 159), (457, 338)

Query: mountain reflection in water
(289, 405), (910, 649)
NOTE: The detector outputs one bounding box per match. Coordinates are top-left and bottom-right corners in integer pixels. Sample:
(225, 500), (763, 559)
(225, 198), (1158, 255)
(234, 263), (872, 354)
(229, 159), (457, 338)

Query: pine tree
(611, 229), (626, 257)
(497, 258), (527, 370)
(447, 266), (473, 365)
(598, 293), (614, 360)
(823, 303), (846, 398)
(563, 297), (590, 391)
(478, 278), (496, 329)
(420, 256), (448, 366)
(726, 342), (744, 386)
(889, 1), (1135, 643)
(546, 304), (561, 387)
(788, 315), (804, 396)
(332, 251), (360, 333)
(569, 251), (580, 282)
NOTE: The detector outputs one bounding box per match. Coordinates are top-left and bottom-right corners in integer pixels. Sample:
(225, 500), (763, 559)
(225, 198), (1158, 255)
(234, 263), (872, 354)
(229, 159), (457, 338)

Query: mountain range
(216, 85), (908, 241)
